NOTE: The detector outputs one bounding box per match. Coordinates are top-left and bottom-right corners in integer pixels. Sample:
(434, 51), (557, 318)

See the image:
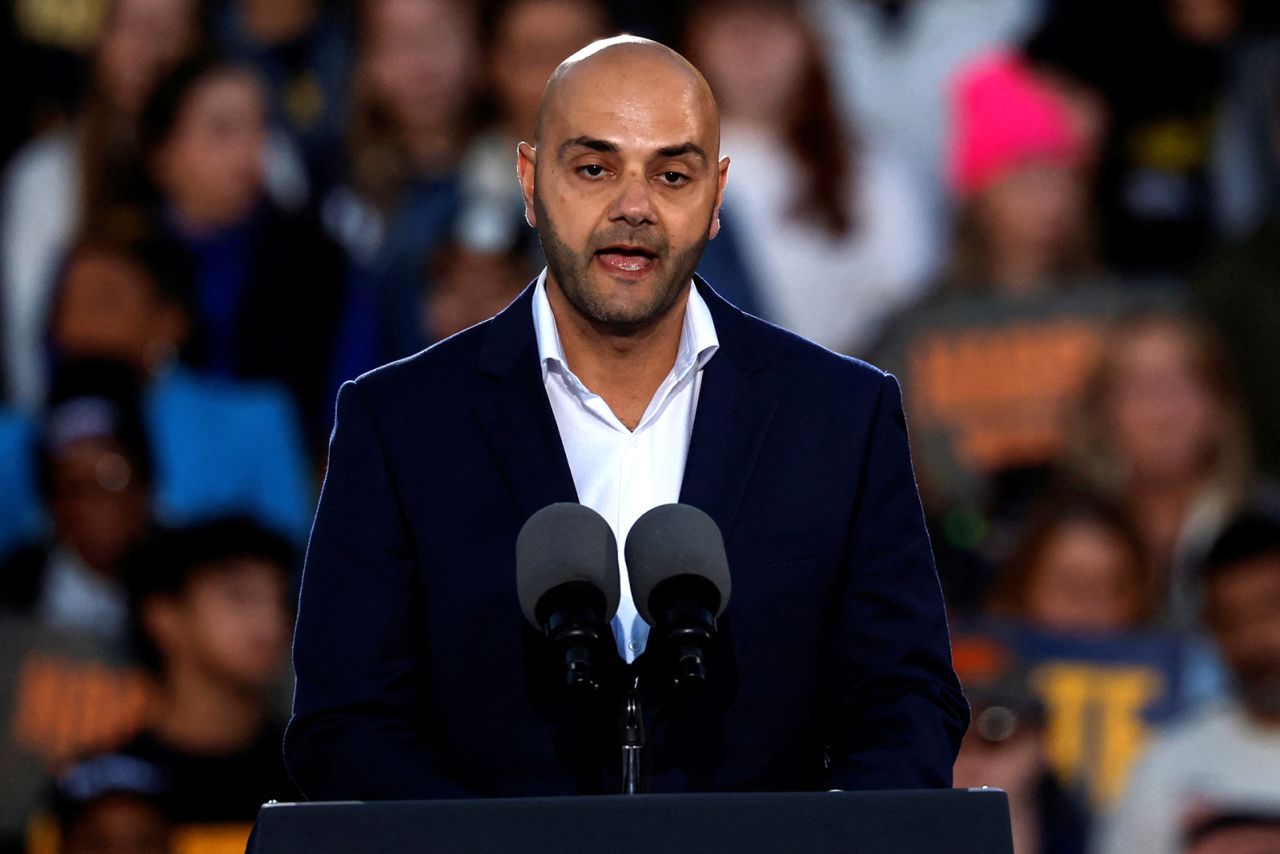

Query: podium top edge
(258, 788), (1008, 811)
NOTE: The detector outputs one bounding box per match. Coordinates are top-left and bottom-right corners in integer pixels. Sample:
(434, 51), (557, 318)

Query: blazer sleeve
(284, 379), (472, 799)
(823, 372), (969, 789)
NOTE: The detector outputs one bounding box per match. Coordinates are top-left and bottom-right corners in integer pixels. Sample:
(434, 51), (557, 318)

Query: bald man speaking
(286, 38), (968, 799)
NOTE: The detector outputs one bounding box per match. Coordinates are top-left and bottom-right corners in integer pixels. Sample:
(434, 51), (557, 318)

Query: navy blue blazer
(285, 278), (968, 799)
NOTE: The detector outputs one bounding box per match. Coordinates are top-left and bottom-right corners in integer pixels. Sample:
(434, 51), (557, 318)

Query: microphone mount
(619, 675), (646, 794)
(648, 574), (722, 691)
(536, 580), (612, 695)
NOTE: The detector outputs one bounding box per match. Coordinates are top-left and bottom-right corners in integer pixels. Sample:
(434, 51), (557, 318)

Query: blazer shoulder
(346, 320), (493, 407)
(732, 307), (893, 397)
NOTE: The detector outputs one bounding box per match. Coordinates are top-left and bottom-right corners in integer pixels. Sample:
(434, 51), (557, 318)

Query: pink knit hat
(947, 50), (1083, 199)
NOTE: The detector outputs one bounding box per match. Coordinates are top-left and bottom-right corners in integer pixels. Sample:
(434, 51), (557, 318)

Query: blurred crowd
(1, 0), (1280, 851)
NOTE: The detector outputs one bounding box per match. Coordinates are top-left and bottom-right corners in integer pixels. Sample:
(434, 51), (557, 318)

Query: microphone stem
(620, 676), (645, 795)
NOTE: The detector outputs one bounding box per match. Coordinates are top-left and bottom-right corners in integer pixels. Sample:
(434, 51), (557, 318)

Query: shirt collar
(531, 269), (720, 386)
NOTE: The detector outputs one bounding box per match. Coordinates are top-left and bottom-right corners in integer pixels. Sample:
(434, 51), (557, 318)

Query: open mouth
(595, 245), (658, 275)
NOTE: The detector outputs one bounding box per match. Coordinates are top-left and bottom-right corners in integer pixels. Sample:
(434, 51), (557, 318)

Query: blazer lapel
(471, 283), (579, 518)
(471, 277), (777, 532)
(679, 279), (779, 539)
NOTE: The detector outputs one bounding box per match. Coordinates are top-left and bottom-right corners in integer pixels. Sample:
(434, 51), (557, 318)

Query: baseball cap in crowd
(36, 357), (153, 500)
(51, 752), (172, 854)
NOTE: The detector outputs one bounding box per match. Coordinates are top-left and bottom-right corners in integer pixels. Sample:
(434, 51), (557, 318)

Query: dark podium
(249, 789), (1012, 853)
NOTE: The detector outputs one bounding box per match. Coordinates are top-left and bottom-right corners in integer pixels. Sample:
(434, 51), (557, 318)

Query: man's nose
(609, 171), (657, 226)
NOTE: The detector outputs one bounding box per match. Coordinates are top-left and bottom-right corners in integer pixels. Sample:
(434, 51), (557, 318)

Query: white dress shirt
(532, 271), (719, 661)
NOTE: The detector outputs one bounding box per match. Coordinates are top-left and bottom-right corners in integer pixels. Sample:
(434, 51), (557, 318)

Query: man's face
(152, 70), (267, 228)
(1206, 555), (1280, 719)
(54, 251), (187, 370)
(164, 558), (291, 689)
(49, 438), (150, 574)
(517, 53), (729, 333)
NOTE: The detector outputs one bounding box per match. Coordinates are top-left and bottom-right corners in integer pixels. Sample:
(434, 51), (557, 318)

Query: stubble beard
(534, 190), (711, 335)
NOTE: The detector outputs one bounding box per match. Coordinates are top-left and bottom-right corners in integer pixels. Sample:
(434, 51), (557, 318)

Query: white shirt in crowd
(532, 271), (719, 663)
(2, 131), (80, 409)
(1098, 701), (1280, 854)
(719, 122), (938, 355)
(37, 544), (128, 642)
(807, 0), (1040, 230)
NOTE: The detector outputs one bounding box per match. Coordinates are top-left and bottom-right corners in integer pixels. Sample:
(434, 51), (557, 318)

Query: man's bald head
(514, 34), (730, 336)
(533, 36), (719, 148)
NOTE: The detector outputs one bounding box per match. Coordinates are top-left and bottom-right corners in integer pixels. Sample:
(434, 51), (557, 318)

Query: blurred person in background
(2, 0), (200, 410)
(341, 0), (481, 360)
(1064, 312), (1260, 629)
(2, 0), (145, 147)
(1107, 0), (1243, 275)
(943, 50), (1096, 296)
(986, 493), (1155, 636)
(43, 226), (314, 542)
(437, 0), (622, 352)
(805, 0), (1043, 237)
(1027, 0), (1261, 277)
(871, 50), (1150, 597)
(1194, 57), (1280, 483)
(453, 0), (611, 264)
(211, 0), (352, 203)
(1209, 5), (1280, 239)
(684, 0), (939, 355)
(48, 753), (172, 854)
(0, 4), (63, 172)
(0, 358), (155, 649)
(424, 237), (535, 342)
(951, 636), (1089, 854)
(120, 517), (298, 829)
(0, 404), (40, 559)
(1182, 811), (1280, 853)
(1099, 510), (1280, 854)
(139, 55), (356, 453)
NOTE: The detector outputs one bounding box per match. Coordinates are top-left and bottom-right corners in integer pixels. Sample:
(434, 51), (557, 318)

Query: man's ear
(517, 142), (538, 228)
(709, 155), (730, 240)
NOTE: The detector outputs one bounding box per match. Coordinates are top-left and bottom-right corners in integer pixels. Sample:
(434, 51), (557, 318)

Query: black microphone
(625, 504), (730, 689)
(516, 503), (621, 694)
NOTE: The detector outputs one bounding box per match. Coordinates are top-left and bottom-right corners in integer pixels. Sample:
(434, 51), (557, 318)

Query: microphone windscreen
(516, 502), (620, 628)
(624, 503), (730, 625)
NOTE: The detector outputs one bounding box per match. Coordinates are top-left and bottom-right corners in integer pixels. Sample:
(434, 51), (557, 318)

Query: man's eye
(579, 164), (607, 178)
(659, 171), (689, 186)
